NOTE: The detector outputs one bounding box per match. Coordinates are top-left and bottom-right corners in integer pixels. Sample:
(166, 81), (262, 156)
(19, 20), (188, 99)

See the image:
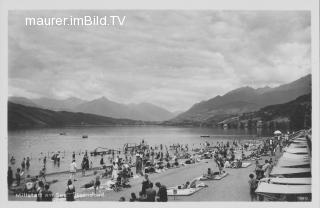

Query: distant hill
(171, 74), (311, 123)
(8, 102), (146, 130)
(8, 97), (39, 108)
(32, 97), (85, 111)
(9, 96), (176, 122)
(74, 97), (174, 121)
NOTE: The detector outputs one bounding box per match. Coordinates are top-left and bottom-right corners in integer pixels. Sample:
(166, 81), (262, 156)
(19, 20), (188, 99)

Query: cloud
(8, 10), (311, 111)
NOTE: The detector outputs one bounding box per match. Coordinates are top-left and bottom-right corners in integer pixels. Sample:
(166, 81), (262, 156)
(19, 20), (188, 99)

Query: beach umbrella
(274, 130), (282, 135)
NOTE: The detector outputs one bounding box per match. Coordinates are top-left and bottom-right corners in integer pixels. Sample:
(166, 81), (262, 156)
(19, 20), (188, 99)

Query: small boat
(59, 132), (66, 135)
(82, 135), (88, 139)
(200, 135), (210, 138)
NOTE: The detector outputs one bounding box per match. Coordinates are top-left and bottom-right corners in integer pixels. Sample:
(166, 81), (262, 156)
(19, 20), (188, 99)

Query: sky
(9, 10), (311, 112)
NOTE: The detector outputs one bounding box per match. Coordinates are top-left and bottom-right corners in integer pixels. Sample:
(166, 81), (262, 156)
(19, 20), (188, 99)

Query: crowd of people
(247, 134), (288, 201)
(118, 174), (168, 202)
(7, 134), (291, 202)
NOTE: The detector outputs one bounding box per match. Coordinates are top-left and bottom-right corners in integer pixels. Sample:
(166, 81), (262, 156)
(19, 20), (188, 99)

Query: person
(248, 173), (258, 201)
(36, 181), (44, 201)
(24, 175), (36, 193)
(8, 167), (13, 187)
(10, 156), (16, 165)
(65, 179), (75, 201)
(155, 182), (167, 202)
(112, 162), (119, 180)
(39, 167), (47, 182)
(182, 181), (190, 189)
(26, 157), (30, 170)
(43, 156), (47, 167)
(56, 152), (61, 167)
(136, 155), (143, 176)
(15, 168), (21, 186)
(21, 158), (26, 171)
(137, 191), (146, 201)
(94, 176), (101, 193)
(42, 184), (53, 201)
(70, 160), (77, 181)
(145, 183), (157, 202)
(255, 165), (264, 180)
(81, 157), (86, 176)
(141, 174), (150, 196)
(119, 196), (125, 202)
(72, 152), (75, 160)
(100, 155), (104, 166)
(189, 179), (197, 188)
(80, 179), (95, 188)
(262, 160), (271, 178)
(129, 192), (137, 202)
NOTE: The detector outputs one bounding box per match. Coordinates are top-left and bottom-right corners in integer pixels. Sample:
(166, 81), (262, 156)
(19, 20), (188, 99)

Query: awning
(282, 152), (309, 161)
(270, 167), (311, 175)
(285, 147), (308, 154)
(277, 158), (310, 167)
(256, 182), (311, 194)
(288, 144), (308, 148)
(260, 177), (311, 185)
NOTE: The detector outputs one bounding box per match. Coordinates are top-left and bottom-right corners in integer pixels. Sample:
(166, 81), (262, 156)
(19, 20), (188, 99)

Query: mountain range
(171, 74), (311, 123)
(9, 96), (175, 121)
(8, 102), (146, 130)
(9, 74), (311, 124)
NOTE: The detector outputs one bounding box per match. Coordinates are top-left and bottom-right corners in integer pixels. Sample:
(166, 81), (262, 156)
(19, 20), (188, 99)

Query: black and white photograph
(1, 0), (319, 206)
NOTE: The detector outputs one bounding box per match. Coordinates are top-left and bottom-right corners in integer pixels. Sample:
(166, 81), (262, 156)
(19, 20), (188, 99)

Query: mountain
(8, 97), (39, 108)
(31, 97), (85, 111)
(128, 103), (174, 121)
(9, 95), (175, 121)
(8, 102), (145, 130)
(74, 97), (174, 121)
(238, 93), (311, 130)
(171, 74), (311, 123)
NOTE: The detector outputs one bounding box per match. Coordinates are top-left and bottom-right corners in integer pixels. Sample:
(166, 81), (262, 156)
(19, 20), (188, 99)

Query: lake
(8, 126), (272, 176)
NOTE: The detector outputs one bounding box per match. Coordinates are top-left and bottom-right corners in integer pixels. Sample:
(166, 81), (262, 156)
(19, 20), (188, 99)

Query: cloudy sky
(9, 10), (311, 112)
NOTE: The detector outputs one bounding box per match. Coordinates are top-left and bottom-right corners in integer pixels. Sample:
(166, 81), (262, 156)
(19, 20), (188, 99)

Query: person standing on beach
(70, 160), (77, 181)
(43, 156), (47, 170)
(141, 174), (151, 196)
(262, 160), (271, 178)
(8, 167), (13, 188)
(248, 174), (258, 201)
(81, 157), (86, 176)
(26, 157), (30, 171)
(21, 158), (26, 171)
(112, 162), (119, 180)
(100, 155), (104, 167)
(15, 168), (21, 186)
(255, 165), (264, 180)
(39, 167), (47, 182)
(56, 152), (61, 167)
(72, 152), (75, 160)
